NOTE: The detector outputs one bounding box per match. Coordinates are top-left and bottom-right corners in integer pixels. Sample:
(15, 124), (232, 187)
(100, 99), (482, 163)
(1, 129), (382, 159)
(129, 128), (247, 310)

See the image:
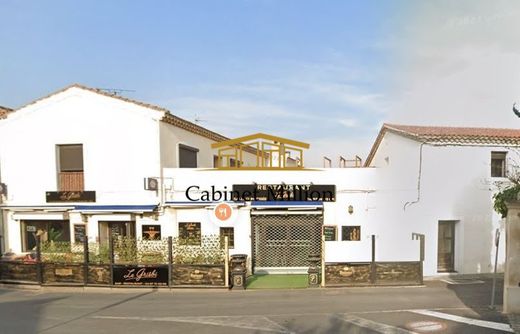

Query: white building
(0, 85), (517, 277)
(366, 124), (517, 275)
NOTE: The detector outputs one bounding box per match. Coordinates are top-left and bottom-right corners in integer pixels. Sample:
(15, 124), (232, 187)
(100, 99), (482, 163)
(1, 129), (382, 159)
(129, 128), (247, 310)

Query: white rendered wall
(0, 87), (163, 206)
(370, 132), (508, 275)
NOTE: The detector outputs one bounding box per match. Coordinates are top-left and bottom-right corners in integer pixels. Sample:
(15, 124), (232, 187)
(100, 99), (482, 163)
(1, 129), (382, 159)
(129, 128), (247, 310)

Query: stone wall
(325, 261), (422, 286)
(87, 265), (111, 285)
(42, 263), (84, 284)
(375, 262), (422, 285)
(172, 264), (225, 286)
(325, 262), (371, 286)
(0, 261), (38, 282)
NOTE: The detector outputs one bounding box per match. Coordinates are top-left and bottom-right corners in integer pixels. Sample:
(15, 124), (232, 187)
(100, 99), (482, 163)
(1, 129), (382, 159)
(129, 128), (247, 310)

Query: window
(342, 226), (361, 241)
(142, 225), (161, 240)
(178, 222), (201, 245)
(213, 155), (219, 168)
(229, 158), (243, 167)
(57, 144), (84, 191)
(57, 144), (84, 172)
(21, 220), (70, 252)
(491, 152), (507, 178)
(323, 226), (337, 241)
(98, 221), (135, 244)
(179, 144), (199, 168)
(220, 227), (234, 248)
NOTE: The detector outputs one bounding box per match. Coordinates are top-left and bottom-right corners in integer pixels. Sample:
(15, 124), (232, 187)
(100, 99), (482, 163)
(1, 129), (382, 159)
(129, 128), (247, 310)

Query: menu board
(178, 222), (201, 245)
(342, 226), (361, 241)
(74, 225), (86, 243)
(323, 226), (337, 241)
(142, 225), (161, 240)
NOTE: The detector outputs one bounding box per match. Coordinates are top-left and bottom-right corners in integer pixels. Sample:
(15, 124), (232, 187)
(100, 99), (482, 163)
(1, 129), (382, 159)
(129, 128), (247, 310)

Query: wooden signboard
(73, 225), (86, 243)
(46, 191), (96, 203)
(323, 226), (337, 241)
(113, 266), (169, 286)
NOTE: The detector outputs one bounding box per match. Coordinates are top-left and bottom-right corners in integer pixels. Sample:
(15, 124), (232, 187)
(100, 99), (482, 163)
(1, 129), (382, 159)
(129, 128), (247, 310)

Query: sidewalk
(509, 314), (520, 333)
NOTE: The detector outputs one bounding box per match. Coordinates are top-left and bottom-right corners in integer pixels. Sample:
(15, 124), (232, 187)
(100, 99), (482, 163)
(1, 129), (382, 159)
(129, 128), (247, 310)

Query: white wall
(370, 132), (508, 275)
(159, 122), (259, 169)
(0, 87), (163, 206)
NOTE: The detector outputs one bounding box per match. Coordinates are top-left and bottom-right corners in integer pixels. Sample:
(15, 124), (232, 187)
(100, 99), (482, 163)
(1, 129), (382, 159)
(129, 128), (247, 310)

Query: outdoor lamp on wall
(348, 205), (354, 215)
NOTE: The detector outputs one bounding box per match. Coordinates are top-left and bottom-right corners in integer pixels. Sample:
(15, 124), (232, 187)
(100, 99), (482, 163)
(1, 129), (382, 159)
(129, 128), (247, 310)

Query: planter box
(172, 264), (225, 286)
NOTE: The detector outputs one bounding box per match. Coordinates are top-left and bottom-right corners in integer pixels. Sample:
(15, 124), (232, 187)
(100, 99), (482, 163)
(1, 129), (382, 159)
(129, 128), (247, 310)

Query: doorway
(437, 221), (456, 272)
(98, 221), (135, 244)
(251, 213), (322, 274)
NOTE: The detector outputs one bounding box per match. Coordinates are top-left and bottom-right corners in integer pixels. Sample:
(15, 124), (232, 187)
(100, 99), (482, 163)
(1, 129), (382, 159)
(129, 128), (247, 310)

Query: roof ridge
(4, 83), (233, 144)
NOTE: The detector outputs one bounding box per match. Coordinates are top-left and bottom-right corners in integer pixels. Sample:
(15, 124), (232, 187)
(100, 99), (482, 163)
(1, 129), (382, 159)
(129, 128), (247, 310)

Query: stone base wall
(172, 264), (225, 286)
(325, 263), (371, 286)
(42, 263), (84, 284)
(87, 265), (111, 285)
(0, 261), (38, 282)
(375, 262), (422, 285)
(325, 261), (422, 286)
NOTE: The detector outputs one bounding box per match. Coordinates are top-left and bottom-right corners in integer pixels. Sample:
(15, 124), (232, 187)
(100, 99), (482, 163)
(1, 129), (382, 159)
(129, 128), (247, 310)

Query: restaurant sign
(113, 266), (169, 286)
(46, 191), (96, 203)
(232, 184), (336, 202)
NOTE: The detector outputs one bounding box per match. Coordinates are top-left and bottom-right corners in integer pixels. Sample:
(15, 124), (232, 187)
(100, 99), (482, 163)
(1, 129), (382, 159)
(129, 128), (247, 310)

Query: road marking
(406, 320), (446, 332)
(93, 315), (292, 333)
(440, 278), (485, 285)
(409, 309), (514, 332)
(337, 314), (418, 334)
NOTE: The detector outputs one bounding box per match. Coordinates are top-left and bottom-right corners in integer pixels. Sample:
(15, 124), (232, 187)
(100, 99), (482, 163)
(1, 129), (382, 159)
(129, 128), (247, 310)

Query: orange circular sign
(214, 203), (233, 221)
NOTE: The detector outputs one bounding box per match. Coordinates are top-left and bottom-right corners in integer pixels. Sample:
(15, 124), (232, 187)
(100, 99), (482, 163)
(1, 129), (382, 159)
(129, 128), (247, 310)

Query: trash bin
(230, 254), (247, 289)
(308, 254), (321, 288)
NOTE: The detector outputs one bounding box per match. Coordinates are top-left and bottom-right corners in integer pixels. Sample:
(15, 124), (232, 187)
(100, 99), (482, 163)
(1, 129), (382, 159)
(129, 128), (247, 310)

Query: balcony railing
(58, 172), (84, 191)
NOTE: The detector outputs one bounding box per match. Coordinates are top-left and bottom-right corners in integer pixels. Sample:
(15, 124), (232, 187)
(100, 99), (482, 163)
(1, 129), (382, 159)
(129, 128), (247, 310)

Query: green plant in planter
(493, 185), (520, 218)
(48, 227), (63, 242)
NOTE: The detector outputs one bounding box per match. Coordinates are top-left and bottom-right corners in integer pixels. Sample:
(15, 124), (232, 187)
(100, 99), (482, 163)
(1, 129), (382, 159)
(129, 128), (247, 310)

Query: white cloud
(339, 118), (359, 128)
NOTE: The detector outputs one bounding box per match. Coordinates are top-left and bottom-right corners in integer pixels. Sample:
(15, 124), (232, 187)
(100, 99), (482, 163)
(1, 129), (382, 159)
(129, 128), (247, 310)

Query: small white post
(321, 234), (326, 287)
(224, 236), (229, 288)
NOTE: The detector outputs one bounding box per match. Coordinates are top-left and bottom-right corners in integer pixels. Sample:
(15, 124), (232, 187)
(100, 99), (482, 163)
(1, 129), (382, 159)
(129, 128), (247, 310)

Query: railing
(58, 172), (84, 191)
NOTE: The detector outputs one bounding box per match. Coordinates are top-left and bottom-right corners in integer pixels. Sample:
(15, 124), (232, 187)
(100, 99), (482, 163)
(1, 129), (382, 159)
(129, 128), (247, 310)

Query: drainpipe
(404, 142), (425, 211)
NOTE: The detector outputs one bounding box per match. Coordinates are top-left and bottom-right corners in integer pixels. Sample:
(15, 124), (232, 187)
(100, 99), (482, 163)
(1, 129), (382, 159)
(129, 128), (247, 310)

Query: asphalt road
(0, 276), (515, 334)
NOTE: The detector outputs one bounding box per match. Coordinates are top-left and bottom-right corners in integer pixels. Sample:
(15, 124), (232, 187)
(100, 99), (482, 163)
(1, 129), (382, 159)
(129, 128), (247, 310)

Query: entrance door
(251, 213), (322, 273)
(98, 221), (135, 244)
(437, 221), (455, 272)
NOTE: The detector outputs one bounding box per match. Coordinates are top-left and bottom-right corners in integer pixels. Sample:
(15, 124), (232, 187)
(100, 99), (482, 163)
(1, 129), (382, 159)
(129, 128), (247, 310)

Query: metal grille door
(252, 214), (323, 270)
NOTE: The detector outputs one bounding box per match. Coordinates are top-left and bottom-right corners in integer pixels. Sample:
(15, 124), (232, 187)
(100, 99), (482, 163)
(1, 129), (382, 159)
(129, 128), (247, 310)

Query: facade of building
(0, 85), (518, 277)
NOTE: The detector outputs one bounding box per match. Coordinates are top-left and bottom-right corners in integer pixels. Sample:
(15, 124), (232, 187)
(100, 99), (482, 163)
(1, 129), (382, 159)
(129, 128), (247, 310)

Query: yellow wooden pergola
(211, 133), (310, 170)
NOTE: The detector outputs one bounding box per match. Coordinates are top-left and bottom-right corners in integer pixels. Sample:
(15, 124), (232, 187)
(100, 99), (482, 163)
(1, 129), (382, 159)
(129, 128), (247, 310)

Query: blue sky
(2, 1), (520, 166)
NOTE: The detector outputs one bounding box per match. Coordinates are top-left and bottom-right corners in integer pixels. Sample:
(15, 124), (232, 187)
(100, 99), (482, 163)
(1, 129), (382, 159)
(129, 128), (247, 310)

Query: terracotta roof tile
(365, 123), (520, 166)
(0, 105), (12, 119)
